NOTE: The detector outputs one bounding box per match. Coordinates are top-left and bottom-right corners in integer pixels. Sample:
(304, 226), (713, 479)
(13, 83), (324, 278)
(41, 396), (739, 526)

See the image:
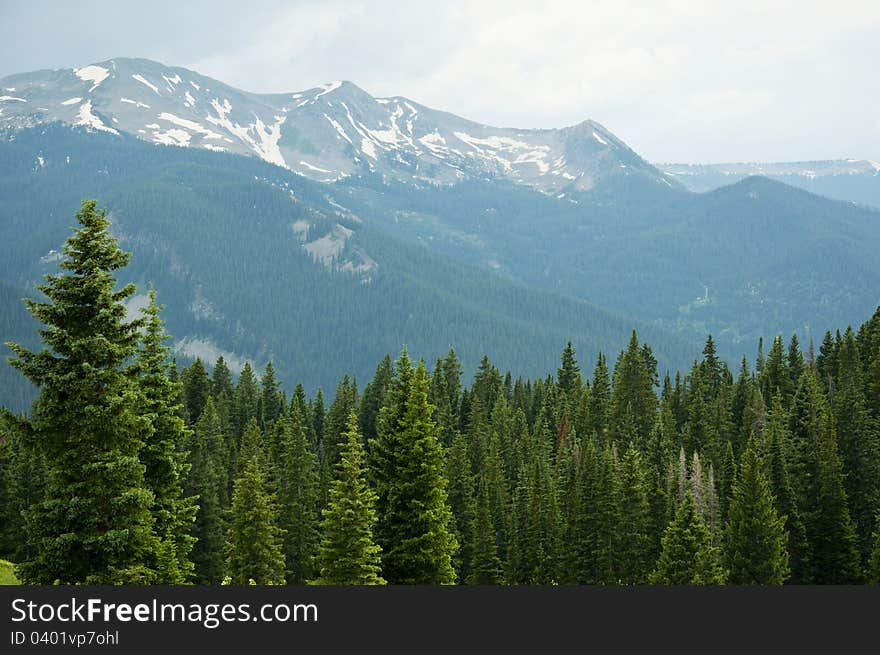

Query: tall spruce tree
(467, 476), (504, 584)
(617, 443), (652, 584)
(377, 360), (457, 584)
(833, 328), (880, 564)
(311, 412), (385, 585)
(136, 289), (197, 583)
(185, 398), (227, 584)
(276, 405), (320, 584)
(226, 424), (286, 585)
(726, 433), (789, 584)
(7, 199), (160, 584)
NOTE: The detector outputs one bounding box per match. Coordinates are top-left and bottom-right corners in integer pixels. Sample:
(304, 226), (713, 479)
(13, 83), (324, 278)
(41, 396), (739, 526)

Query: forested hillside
(0, 125), (696, 410)
(333, 172), (880, 351)
(2, 200), (879, 585)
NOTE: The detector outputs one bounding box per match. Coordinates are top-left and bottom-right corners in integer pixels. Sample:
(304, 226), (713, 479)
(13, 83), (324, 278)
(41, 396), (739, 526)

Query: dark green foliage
(467, 478), (504, 585)
(259, 361), (284, 432)
(226, 423), (286, 585)
(610, 332), (657, 449)
(832, 329), (880, 565)
(588, 353), (611, 443)
(181, 359), (210, 426)
(445, 431), (475, 582)
(374, 359), (458, 584)
(323, 375), (358, 471)
(726, 433), (789, 584)
(185, 398), (227, 584)
(276, 406), (320, 584)
(809, 407), (862, 584)
(136, 290), (198, 583)
(650, 493), (726, 585)
(7, 200), (160, 584)
(617, 443), (652, 584)
(311, 412), (385, 585)
(3, 197), (879, 587)
(764, 395), (809, 582)
(871, 514), (880, 584)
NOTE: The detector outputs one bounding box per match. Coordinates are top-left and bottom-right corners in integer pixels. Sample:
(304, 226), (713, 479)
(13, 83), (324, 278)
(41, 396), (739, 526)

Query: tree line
(2, 199), (879, 585)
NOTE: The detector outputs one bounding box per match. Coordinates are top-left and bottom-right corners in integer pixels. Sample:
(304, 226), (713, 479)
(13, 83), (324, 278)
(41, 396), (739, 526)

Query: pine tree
(0, 418), (44, 563)
(259, 361), (283, 432)
(809, 407), (862, 584)
(276, 405), (320, 584)
(593, 442), (621, 584)
(370, 348), (414, 559)
(232, 362), (259, 449)
(378, 360), (458, 584)
(181, 358), (210, 425)
(445, 431), (475, 582)
(617, 443), (652, 584)
(610, 332), (657, 449)
(7, 199), (160, 584)
(359, 354), (392, 444)
(136, 289), (198, 584)
(587, 353), (611, 443)
(311, 412), (385, 585)
(323, 375), (357, 470)
(226, 427), (286, 585)
(557, 341), (582, 409)
(790, 369), (861, 583)
(764, 395), (809, 582)
(833, 328), (880, 564)
(726, 433), (789, 584)
(650, 493), (726, 585)
(185, 398), (227, 584)
(467, 477), (504, 584)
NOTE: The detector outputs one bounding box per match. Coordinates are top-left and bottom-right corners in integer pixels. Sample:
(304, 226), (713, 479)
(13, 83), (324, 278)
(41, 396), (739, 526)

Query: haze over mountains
(661, 160), (880, 208)
(1, 58), (878, 409)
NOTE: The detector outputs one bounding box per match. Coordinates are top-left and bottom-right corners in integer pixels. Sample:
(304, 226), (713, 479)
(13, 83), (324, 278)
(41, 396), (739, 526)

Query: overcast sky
(1, 0), (878, 163)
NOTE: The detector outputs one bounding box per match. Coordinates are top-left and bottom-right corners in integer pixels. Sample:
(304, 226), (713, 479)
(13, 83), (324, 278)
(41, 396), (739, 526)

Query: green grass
(0, 559), (20, 585)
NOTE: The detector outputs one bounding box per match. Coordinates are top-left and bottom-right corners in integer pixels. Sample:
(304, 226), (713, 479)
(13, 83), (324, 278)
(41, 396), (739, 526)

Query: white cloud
(5, 0), (880, 162)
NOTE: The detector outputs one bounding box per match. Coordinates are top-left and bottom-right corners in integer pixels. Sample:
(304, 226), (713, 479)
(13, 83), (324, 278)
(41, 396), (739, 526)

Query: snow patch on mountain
(120, 97), (150, 109)
(74, 100), (119, 134)
(592, 131), (609, 146)
(152, 128), (191, 146)
(158, 112), (223, 139)
(360, 137), (377, 159)
(74, 65), (110, 92)
(313, 81), (342, 101)
(162, 74), (182, 91)
(253, 115), (287, 167)
(300, 160), (333, 173)
(0, 96), (26, 102)
(325, 114), (353, 145)
(61, 97), (82, 106)
(205, 98), (287, 166)
(132, 74), (160, 95)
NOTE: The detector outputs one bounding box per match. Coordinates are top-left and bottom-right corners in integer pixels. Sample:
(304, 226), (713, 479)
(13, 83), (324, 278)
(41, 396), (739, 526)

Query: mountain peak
(0, 58), (671, 193)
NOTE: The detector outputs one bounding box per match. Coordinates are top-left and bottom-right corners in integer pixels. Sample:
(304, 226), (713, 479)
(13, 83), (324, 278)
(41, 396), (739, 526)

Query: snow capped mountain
(0, 57), (670, 193)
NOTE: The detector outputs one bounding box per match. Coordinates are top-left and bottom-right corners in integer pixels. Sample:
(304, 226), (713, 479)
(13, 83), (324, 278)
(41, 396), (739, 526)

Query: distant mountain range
(660, 160), (880, 208)
(1, 58), (878, 410)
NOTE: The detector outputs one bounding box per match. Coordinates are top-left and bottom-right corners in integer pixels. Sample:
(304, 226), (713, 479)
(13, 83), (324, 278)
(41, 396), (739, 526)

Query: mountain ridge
(0, 57), (674, 193)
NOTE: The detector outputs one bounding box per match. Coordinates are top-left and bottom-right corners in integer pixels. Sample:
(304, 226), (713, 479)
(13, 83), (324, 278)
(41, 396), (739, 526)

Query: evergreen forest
(2, 199), (880, 586)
